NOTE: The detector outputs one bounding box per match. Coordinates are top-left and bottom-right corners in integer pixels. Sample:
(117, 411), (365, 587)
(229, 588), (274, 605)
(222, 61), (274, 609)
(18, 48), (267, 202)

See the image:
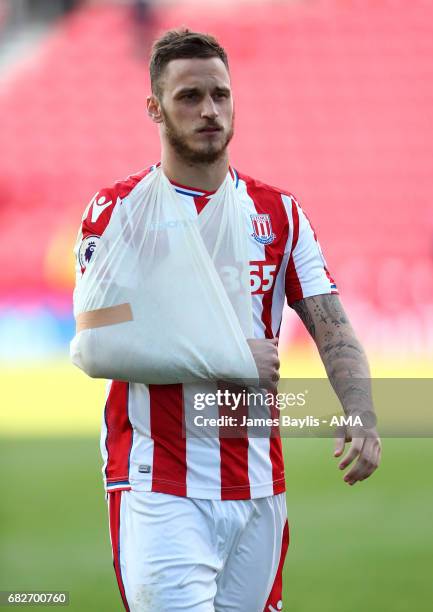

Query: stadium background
(0, 0), (432, 609)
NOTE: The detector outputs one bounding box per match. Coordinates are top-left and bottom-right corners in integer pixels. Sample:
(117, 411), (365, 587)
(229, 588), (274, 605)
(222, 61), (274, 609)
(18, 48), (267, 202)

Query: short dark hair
(149, 28), (229, 98)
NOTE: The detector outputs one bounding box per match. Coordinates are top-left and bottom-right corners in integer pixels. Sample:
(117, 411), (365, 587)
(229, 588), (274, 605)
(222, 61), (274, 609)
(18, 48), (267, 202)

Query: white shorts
(107, 490), (289, 612)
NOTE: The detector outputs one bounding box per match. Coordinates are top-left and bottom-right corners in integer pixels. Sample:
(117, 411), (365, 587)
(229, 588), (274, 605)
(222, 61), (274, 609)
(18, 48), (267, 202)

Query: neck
(161, 147), (230, 192)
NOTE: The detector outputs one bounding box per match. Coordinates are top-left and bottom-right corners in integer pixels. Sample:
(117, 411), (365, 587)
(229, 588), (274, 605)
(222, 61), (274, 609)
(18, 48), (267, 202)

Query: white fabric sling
(70, 167), (259, 385)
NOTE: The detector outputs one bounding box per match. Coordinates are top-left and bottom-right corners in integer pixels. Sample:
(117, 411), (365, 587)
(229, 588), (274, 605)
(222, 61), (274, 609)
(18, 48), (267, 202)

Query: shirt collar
(151, 163), (239, 197)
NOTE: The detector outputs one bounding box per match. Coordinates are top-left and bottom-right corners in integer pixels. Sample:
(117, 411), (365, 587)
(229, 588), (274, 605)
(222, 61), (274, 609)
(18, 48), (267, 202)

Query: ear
(147, 95), (163, 124)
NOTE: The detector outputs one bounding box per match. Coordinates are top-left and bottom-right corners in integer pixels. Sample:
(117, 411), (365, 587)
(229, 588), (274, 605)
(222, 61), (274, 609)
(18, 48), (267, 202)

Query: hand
(247, 338), (280, 392)
(334, 426), (382, 486)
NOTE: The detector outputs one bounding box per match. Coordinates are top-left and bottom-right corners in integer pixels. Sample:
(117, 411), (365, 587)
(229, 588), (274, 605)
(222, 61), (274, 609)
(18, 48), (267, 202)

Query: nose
(200, 94), (218, 120)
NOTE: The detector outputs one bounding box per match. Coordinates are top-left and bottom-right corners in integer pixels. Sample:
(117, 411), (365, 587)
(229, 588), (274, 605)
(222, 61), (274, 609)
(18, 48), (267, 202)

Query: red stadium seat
(0, 0), (432, 342)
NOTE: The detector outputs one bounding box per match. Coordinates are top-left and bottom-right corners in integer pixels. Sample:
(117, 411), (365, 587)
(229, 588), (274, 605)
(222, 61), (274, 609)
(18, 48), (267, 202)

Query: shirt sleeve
(285, 195), (338, 306)
(73, 186), (119, 285)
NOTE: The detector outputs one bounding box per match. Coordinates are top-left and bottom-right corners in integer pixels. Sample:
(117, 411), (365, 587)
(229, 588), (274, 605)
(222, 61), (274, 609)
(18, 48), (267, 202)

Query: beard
(160, 106), (234, 165)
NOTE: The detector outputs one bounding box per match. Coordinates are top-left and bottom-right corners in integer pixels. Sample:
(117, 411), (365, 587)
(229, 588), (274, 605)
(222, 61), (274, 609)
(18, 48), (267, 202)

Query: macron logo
(91, 193), (116, 223)
(268, 602), (283, 612)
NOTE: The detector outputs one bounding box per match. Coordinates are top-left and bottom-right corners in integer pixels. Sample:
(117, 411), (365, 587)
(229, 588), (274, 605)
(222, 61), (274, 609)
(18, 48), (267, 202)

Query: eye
(182, 92), (198, 100)
(215, 91), (229, 99)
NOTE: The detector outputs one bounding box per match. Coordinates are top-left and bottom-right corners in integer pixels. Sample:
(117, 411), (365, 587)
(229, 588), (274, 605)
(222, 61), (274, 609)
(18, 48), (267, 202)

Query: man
(74, 29), (381, 612)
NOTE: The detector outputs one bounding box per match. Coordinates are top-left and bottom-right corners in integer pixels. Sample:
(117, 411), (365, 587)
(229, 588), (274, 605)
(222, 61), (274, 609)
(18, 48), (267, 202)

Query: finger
(344, 458), (373, 485)
(273, 367), (279, 377)
(264, 378), (278, 394)
(371, 438), (382, 470)
(361, 443), (382, 481)
(269, 382), (278, 394)
(334, 425), (346, 457)
(334, 436), (345, 458)
(345, 459), (375, 485)
(375, 443), (382, 467)
(338, 438), (364, 470)
(344, 441), (377, 485)
(357, 442), (381, 482)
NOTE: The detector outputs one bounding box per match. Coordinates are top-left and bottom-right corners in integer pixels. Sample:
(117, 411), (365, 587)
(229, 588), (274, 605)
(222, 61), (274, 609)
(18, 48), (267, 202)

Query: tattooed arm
(290, 294), (381, 485)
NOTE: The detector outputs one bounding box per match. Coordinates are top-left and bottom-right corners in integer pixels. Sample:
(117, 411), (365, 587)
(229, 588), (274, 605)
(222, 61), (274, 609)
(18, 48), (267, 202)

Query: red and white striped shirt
(74, 165), (337, 500)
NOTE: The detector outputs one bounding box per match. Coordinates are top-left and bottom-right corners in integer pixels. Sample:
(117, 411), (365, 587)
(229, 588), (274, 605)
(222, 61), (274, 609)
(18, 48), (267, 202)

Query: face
(148, 57), (234, 164)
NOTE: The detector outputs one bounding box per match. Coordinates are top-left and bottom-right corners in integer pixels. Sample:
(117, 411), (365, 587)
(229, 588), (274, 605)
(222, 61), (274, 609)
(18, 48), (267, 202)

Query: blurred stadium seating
(0, 0), (432, 360)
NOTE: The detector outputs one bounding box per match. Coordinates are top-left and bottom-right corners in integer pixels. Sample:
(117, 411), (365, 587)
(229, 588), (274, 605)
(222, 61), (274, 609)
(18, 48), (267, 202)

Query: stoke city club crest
(250, 214), (275, 245)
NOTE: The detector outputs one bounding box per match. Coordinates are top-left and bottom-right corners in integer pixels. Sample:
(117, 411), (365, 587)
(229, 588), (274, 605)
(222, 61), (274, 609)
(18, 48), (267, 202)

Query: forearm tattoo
(291, 300), (316, 338)
(291, 295), (374, 414)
